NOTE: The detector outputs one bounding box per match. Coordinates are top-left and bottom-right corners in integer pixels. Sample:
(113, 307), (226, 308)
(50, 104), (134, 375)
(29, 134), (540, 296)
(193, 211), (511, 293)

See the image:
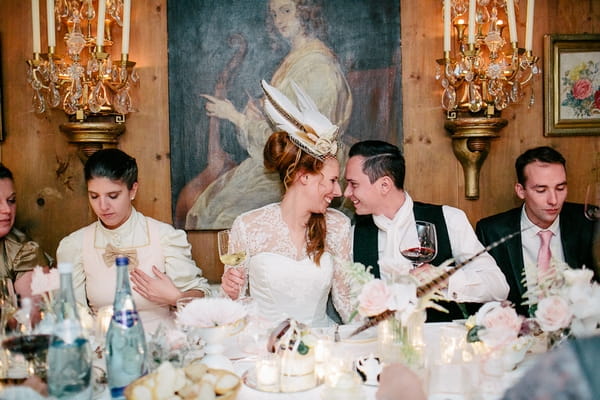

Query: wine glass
(2, 333), (52, 380)
(584, 182), (599, 221)
(218, 229), (248, 299)
(400, 221), (438, 268)
(0, 278), (17, 338)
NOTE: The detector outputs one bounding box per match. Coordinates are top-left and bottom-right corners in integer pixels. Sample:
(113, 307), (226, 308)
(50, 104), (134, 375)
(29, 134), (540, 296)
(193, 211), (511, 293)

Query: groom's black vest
(353, 202), (481, 322)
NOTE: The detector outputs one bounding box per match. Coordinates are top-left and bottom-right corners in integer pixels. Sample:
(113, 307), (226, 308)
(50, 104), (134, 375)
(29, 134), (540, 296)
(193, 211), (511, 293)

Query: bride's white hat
(261, 79), (339, 160)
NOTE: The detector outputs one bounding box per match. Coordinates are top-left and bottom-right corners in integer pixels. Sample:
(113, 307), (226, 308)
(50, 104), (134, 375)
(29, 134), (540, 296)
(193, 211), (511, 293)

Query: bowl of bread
(125, 361), (241, 400)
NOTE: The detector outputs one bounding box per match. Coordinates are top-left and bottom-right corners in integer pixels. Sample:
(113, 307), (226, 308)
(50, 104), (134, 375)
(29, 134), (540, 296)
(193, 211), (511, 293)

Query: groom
(343, 140), (509, 322)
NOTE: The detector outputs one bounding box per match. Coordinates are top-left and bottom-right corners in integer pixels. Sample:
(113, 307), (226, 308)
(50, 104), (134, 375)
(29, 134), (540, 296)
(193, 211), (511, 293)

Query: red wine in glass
(401, 247), (436, 264)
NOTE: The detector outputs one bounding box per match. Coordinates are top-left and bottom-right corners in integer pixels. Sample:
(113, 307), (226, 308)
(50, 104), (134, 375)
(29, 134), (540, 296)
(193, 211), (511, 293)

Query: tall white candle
(506, 0), (518, 44)
(467, 0), (476, 45)
(525, 0), (535, 51)
(46, 0), (55, 48)
(121, 0), (131, 55)
(96, 0), (106, 50)
(443, 0), (451, 52)
(31, 0), (41, 53)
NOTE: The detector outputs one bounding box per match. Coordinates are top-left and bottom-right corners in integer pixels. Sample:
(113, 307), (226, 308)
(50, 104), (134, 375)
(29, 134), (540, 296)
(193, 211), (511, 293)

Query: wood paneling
(1, 0), (598, 284)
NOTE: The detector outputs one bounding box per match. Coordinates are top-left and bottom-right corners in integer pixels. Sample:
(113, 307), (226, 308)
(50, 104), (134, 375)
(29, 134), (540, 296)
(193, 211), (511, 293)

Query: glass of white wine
(218, 230), (248, 300)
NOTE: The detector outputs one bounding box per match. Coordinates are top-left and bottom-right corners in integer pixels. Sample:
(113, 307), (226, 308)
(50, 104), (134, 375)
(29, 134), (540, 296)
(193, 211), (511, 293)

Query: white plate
(242, 366), (323, 393)
(338, 324), (377, 343)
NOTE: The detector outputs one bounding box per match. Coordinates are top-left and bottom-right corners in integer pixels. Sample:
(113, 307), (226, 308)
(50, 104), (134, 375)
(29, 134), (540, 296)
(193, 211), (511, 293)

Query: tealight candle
(256, 354), (280, 392)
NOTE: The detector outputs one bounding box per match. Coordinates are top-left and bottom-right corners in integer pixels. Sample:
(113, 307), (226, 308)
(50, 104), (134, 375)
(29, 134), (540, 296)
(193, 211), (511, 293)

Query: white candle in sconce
(31, 0), (41, 54)
(443, 0), (451, 53)
(467, 0), (476, 45)
(46, 0), (55, 48)
(121, 0), (131, 56)
(525, 0), (535, 52)
(96, 0), (106, 51)
(506, 0), (518, 45)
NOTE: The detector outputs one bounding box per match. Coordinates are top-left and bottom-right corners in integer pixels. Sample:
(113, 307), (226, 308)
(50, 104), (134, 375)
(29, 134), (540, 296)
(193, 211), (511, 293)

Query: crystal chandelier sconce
(26, 0), (137, 157)
(436, 0), (539, 199)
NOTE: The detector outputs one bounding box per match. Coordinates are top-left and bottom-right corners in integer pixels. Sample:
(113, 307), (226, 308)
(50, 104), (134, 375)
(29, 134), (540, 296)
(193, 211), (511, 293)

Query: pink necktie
(537, 230), (553, 272)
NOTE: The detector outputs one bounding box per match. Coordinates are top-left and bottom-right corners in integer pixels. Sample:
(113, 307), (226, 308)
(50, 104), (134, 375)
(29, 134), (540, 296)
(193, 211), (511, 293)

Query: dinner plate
(338, 324), (377, 343)
(242, 366), (323, 393)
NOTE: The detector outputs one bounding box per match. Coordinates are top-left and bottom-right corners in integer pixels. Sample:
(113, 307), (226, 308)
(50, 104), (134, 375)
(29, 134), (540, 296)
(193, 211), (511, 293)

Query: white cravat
(372, 193), (419, 280)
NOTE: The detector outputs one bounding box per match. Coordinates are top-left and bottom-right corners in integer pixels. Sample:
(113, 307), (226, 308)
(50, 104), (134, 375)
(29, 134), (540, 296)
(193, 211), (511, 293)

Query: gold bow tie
(102, 244), (139, 270)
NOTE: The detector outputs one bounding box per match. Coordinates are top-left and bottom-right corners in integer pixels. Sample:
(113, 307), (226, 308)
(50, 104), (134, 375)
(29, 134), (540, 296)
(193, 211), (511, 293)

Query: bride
(220, 81), (353, 327)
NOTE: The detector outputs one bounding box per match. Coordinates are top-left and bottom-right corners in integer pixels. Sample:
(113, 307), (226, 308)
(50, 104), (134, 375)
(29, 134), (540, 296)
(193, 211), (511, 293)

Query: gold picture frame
(544, 34), (600, 136)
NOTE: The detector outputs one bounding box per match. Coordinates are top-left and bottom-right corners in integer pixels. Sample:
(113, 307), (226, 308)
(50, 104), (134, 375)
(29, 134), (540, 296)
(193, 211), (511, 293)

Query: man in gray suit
(476, 146), (596, 316)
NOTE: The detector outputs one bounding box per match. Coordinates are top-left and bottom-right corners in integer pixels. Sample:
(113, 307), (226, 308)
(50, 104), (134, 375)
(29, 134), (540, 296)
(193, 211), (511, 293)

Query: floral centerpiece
(339, 261), (444, 368)
(466, 263), (600, 369)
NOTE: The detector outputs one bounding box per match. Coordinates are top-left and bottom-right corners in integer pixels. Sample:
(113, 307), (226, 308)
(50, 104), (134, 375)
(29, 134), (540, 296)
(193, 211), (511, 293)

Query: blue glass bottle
(47, 262), (93, 400)
(105, 256), (147, 399)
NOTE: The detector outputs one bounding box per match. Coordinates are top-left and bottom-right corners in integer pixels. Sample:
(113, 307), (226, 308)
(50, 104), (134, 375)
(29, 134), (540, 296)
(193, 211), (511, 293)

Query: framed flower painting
(544, 34), (600, 136)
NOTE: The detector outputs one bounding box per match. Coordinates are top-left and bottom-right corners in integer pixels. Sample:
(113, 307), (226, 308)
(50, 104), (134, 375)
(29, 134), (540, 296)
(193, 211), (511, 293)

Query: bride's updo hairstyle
(264, 131), (327, 265)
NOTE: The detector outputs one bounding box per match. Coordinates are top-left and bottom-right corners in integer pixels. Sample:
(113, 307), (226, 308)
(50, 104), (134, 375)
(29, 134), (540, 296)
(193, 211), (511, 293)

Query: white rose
(563, 268), (594, 286)
(535, 296), (572, 332)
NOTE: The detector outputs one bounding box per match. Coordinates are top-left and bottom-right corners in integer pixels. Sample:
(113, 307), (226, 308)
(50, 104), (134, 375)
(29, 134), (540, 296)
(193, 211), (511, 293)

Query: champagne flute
(584, 182), (599, 221)
(400, 221), (438, 268)
(218, 229), (248, 299)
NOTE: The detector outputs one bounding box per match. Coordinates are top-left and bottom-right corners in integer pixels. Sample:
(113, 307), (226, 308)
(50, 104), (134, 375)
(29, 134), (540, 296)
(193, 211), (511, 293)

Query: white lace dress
(229, 203), (353, 327)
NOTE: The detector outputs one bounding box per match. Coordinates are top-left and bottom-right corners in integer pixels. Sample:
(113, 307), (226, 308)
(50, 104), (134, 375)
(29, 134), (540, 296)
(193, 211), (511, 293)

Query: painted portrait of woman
(169, 0), (401, 230)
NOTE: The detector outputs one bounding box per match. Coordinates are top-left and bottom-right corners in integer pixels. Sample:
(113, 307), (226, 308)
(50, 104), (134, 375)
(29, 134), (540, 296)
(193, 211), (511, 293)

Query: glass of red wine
(400, 221), (438, 268)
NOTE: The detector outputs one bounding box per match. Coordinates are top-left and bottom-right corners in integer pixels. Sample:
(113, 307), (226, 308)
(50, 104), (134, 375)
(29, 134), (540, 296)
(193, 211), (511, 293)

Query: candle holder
(437, 0), (540, 199)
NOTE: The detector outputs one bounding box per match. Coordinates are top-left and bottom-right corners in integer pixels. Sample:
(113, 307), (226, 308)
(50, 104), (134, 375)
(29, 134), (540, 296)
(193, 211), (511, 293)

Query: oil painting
(168, 0), (402, 230)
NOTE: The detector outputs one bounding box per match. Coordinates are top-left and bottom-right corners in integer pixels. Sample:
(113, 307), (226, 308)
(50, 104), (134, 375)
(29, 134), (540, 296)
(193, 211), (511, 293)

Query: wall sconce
(436, 0), (539, 199)
(26, 0), (137, 158)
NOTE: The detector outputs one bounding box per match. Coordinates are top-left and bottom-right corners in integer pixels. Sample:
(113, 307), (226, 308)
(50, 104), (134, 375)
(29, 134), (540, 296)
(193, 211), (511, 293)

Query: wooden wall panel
(1, 0), (598, 284)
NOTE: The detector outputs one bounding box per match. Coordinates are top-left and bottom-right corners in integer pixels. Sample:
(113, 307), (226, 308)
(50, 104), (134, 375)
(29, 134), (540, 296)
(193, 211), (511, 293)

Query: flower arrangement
(467, 263), (600, 357)
(561, 60), (600, 118)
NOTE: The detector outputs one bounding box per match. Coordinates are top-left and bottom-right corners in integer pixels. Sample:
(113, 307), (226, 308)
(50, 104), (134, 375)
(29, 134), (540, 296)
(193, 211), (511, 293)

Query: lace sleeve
(327, 210), (354, 323)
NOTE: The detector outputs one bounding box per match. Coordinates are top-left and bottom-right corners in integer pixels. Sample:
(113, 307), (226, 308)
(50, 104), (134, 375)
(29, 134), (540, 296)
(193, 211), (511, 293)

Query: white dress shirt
(520, 207), (565, 291)
(353, 192), (509, 303)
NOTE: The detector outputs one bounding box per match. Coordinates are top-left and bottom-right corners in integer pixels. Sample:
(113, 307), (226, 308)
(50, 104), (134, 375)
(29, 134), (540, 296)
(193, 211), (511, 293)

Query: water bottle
(47, 262), (93, 400)
(105, 256), (147, 399)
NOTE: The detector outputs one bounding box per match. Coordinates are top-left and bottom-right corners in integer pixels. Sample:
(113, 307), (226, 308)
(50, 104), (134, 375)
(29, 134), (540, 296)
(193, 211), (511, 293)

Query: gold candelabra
(26, 0), (136, 158)
(437, 0), (539, 199)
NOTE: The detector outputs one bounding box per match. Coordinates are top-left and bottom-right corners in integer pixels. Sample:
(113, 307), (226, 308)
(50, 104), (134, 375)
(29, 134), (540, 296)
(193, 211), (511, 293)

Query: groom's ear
(376, 176), (393, 195)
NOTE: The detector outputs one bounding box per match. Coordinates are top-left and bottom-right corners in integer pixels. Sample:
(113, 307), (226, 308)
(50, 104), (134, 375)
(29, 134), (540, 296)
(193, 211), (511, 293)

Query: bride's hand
(221, 267), (245, 300)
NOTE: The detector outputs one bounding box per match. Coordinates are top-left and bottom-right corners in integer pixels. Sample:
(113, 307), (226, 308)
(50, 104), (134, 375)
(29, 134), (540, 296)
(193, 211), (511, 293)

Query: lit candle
(467, 0), (476, 45)
(443, 0), (451, 53)
(31, 0), (41, 54)
(121, 0), (131, 55)
(506, 0), (518, 44)
(46, 0), (55, 48)
(525, 0), (535, 51)
(96, 0), (106, 51)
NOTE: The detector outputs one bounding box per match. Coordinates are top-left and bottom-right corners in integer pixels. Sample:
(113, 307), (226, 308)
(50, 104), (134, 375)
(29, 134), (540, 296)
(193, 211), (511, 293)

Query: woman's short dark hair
(84, 149), (138, 189)
(348, 140), (406, 190)
(0, 164), (14, 181)
(515, 146), (566, 185)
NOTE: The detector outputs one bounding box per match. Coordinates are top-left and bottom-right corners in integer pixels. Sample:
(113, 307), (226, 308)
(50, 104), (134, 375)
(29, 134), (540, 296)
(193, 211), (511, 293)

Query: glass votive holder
(255, 353), (280, 392)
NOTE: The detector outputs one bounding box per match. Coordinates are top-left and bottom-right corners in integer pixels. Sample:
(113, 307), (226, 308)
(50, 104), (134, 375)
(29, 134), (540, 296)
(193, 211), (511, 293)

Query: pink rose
(535, 296), (572, 332)
(476, 302), (523, 347)
(572, 79), (593, 100)
(357, 279), (392, 317)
